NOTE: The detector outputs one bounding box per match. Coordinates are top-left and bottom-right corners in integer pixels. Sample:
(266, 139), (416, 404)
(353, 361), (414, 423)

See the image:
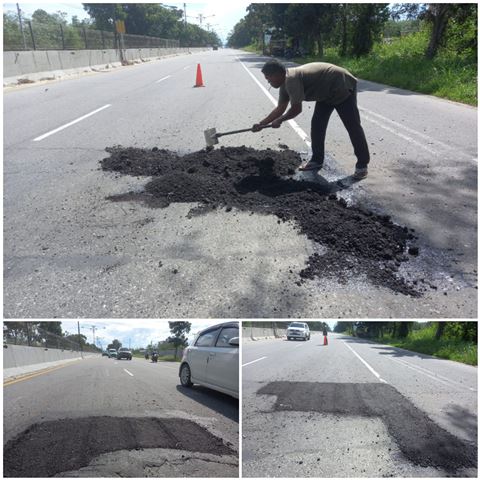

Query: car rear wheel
(180, 363), (193, 387)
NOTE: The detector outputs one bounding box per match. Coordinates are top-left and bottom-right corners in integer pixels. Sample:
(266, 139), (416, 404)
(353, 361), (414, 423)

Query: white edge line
(390, 357), (476, 392)
(343, 341), (388, 383)
(156, 75), (172, 83)
(237, 57), (311, 149)
(361, 112), (439, 155)
(33, 104), (112, 141)
(242, 356), (267, 367)
(360, 107), (474, 161)
(123, 369), (134, 377)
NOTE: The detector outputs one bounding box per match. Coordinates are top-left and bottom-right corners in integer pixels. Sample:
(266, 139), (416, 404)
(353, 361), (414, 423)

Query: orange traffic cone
(194, 63), (205, 87)
(324, 335), (328, 346)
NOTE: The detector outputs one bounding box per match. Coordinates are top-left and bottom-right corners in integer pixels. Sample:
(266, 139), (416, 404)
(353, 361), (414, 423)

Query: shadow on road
(176, 385), (239, 422)
(445, 404), (478, 442)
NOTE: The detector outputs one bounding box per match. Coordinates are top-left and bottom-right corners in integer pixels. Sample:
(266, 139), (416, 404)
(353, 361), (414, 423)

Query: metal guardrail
(4, 21), (179, 51)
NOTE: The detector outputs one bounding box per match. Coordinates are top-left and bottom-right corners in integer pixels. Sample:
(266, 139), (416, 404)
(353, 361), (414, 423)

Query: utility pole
(197, 13), (215, 25)
(184, 3), (187, 27)
(82, 325), (105, 350)
(16, 3), (27, 49)
(77, 322), (83, 358)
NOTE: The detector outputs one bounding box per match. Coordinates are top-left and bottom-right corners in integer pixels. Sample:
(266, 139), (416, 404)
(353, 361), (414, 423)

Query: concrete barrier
(242, 326), (287, 341)
(4, 344), (87, 369)
(3, 344), (101, 381)
(4, 47), (210, 86)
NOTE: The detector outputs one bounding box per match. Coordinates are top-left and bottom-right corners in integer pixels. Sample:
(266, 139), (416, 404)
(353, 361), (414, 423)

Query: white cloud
(60, 320), (221, 349)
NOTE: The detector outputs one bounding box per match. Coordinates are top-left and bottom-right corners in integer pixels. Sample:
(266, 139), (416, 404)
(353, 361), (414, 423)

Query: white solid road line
(389, 356), (476, 392)
(156, 75), (172, 83)
(33, 104), (112, 141)
(360, 107), (475, 162)
(294, 343), (306, 348)
(123, 369), (134, 377)
(242, 356), (267, 367)
(343, 341), (388, 383)
(237, 58), (311, 149)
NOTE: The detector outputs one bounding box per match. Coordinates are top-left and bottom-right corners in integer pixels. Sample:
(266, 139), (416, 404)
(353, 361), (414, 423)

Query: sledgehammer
(204, 124), (273, 147)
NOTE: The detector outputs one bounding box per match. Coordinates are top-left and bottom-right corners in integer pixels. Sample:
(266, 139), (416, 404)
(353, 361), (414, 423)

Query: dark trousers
(311, 89), (370, 169)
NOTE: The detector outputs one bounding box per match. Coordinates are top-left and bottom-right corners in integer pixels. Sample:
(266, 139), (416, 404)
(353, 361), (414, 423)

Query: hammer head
(204, 127), (218, 147)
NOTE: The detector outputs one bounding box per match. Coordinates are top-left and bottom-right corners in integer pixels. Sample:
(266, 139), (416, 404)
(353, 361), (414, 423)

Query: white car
(179, 321), (239, 398)
(286, 322), (310, 341)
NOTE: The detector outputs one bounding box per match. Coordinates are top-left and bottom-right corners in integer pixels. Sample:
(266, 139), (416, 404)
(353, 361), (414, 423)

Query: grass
(250, 30), (477, 105)
(372, 325), (477, 366)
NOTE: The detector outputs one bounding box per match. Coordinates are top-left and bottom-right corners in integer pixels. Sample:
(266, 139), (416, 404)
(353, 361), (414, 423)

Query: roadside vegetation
(228, 4), (477, 106)
(335, 322), (477, 366)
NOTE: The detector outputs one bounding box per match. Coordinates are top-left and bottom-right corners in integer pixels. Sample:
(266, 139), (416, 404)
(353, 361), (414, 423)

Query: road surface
(3, 356), (238, 477)
(242, 333), (477, 477)
(4, 48), (477, 317)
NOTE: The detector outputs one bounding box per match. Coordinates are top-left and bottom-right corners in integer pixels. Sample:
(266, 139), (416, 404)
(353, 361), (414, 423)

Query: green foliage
(313, 27), (477, 105)
(383, 323), (477, 366)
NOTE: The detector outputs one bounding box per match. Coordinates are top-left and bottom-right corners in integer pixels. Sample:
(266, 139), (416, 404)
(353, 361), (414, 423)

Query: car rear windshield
(289, 323), (305, 328)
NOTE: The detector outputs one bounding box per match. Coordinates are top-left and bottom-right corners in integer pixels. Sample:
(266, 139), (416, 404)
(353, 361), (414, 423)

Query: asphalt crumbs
(257, 381), (477, 474)
(100, 146), (426, 296)
(3, 416), (234, 477)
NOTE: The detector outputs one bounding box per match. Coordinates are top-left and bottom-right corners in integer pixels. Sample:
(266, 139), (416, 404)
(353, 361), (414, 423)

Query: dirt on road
(101, 146), (424, 296)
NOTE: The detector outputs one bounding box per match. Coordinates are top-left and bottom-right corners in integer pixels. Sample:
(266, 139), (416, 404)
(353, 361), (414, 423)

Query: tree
(350, 3), (390, 57)
(397, 321), (411, 338)
(107, 339), (122, 350)
(435, 322), (446, 340)
(167, 321), (191, 360)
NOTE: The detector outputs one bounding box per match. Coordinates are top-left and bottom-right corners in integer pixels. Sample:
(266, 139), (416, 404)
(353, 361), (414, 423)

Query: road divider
(33, 104), (112, 141)
(343, 341), (388, 384)
(242, 356), (267, 367)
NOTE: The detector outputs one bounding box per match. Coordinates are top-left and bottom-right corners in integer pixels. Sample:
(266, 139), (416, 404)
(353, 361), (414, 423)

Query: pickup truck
(286, 322), (310, 341)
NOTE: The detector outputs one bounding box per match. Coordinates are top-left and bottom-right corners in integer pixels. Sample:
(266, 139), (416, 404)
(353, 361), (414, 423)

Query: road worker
(253, 59), (370, 179)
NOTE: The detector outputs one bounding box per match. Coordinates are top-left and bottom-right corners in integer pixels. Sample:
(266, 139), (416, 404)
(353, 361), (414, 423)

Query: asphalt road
(242, 333), (477, 477)
(4, 48), (477, 317)
(3, 356), (238, 477)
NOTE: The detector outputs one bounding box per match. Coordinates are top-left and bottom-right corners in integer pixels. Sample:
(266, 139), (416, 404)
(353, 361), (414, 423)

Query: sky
(4, 1), (251, 43)
(60, 320), (223, 350)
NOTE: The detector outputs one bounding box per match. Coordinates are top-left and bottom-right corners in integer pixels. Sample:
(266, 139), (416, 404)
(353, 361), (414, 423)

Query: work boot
(299, 160), (323, 171)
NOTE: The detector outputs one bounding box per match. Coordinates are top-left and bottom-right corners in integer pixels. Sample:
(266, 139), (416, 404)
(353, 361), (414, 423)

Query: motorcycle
(151, 352), (158, 363)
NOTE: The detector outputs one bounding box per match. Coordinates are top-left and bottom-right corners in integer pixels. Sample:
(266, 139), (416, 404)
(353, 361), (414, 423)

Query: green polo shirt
(279, 62), (357, 106)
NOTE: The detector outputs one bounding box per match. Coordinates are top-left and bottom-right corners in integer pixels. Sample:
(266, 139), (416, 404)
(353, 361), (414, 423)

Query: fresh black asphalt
(257, 381), (477, 473)
(3, 416), (234, 477)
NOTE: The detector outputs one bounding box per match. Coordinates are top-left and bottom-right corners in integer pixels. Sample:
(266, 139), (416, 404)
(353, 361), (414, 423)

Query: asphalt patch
(3, 416), (234, 477)
(257, 381), (477, 473)
(101, 146), (423, 296)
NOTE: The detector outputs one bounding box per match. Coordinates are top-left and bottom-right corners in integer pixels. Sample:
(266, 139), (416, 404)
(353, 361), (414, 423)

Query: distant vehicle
(151, 352), (158, 363)
(108, 348), (117, 358)
(287, 322), (310, 341)
(179, 321), (239, 398)
(213, 45), (218, 50)
(117, 347), (132, 360)
(102, 351), (109, 357)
